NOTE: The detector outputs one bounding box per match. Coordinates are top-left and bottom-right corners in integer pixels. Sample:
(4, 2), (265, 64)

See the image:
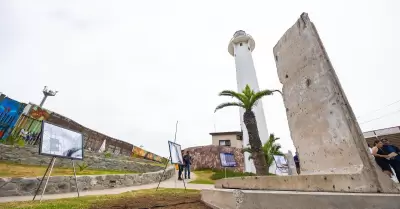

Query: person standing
(178, 151), (185, 180)
(381, 138), (400, 182)
(368, 144), (373, 154)
(294, 152), (300, 174)
(183, 151), (192, 179)
(371, 139), (392, 177)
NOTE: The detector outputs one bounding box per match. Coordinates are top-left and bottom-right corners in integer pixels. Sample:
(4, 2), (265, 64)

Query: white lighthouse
(228, 30), (269, 173)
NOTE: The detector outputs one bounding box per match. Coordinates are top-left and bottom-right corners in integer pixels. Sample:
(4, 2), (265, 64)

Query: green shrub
(4, 135), (19, 145)
(161, 158), (169, 165)
(104, 152), (112, 158)
(77, 162), (90, 171)
(16, 138), (25, 147)
(132, 153), (141, 158)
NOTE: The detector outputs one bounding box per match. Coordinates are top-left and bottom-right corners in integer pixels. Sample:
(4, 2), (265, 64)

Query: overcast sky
(1, 0), (399, 157)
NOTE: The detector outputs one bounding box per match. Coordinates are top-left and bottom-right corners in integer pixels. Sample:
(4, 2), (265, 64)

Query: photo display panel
(39, 121), (84, 160)
(219, 152), (236, 167)
(168, 141), (184, 165)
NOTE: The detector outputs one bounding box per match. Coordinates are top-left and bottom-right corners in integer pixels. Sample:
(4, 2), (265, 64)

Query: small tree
(263, 134), (284, 172)
(215, 84), (281, 175)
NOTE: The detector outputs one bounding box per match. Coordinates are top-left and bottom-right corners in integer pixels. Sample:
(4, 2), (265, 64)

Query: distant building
(210, 131), (243, 149)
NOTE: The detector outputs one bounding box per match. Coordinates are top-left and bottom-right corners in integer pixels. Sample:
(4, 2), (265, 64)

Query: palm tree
(263, 133), (284, 172)
(214, 84), (281, 175)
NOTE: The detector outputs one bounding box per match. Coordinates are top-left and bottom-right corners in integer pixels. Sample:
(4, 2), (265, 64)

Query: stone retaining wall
(0, 144), (162, 173)
(0, 167), (175, 197)
(183, 145), (244, 172)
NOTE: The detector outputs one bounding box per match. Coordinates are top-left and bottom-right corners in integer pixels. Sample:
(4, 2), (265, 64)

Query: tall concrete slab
(273, 12), (398, 192)
(210, 13), (399, 193)
(274, 12), (367, 175)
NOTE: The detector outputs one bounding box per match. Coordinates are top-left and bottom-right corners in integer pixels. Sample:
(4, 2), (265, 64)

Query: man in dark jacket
(381, 138), (400, 182)
(183, 151), (192, 179)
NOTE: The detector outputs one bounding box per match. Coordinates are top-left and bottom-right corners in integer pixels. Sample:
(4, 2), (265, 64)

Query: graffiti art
(29, 105), (52, 121)
(0, 95), (26, 140)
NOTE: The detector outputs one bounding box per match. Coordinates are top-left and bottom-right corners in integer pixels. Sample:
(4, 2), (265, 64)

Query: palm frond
(214, 102), (245, 113)
(242, 85), (254, 99)
(249, 89), (282, 107)
(241, 147), (252, 153)
(263, 134), (284, 168)
(218, 90), (248, 104)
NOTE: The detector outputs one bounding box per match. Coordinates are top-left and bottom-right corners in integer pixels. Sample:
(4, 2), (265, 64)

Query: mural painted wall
(0, 94), (26, 140)
(11, 103), (52, 138)
(11, 115), (42, 137)
(132, 146), (164, 162)
(2, 96), (165, 162)
(28, 105), (52, 121)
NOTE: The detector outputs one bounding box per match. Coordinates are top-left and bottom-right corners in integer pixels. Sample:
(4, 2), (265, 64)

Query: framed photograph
(168, 141), (183, 165)
(39, 121), (84, 160)
(219, 152), (236, 167)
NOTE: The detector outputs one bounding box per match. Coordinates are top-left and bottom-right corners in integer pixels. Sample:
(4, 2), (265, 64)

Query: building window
(219, 140), (231, 146)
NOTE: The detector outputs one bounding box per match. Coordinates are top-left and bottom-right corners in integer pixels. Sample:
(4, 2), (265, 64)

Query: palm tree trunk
(243, 110), (268, 175)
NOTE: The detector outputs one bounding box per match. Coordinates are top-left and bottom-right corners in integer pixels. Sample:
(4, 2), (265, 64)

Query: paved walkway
(0, 170), (214, 203)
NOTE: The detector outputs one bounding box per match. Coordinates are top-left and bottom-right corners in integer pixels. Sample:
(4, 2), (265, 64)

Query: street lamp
(40, 86), (58, 107)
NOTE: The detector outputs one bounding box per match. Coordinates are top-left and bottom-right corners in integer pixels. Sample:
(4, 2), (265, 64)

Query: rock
(44, 183), (58, 194)
(183, 145), (244, 172)
(18, 178), (39, 193)
(1, 182), (18, 191)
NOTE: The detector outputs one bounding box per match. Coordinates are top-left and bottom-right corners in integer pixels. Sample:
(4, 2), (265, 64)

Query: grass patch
(189, 179), (215, 184)
(190, 169), (264, 185)
(210, 169), (257, 180)
(0, 188), (201, 209)
(190, 170), (215, 184)
(0, 161), (137, 178)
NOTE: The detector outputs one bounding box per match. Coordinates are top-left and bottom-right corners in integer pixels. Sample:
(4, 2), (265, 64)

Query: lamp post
(40, 86), (58, 107)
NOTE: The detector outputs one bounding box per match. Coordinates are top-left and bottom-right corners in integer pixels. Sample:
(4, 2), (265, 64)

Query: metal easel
(156, 121), (186, 191)
(32, 157), (80, 202)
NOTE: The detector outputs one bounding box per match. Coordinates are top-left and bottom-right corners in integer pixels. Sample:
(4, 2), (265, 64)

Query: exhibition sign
(168, 141), (183, 165)
(39, 121), (84, 160)
(219, 152), (236, 167)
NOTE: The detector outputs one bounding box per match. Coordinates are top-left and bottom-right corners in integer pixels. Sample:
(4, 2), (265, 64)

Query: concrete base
(215, 173), (400, 193)
(201, 188), (400, 209)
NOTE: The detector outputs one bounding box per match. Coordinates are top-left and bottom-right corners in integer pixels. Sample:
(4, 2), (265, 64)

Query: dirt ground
(90, 193), (211, 209)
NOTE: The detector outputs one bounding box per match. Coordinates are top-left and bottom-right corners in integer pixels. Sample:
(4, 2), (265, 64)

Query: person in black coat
(381, 138), (400, 182)
(183, 151), (192, 179)
(371, 139), (392, 177)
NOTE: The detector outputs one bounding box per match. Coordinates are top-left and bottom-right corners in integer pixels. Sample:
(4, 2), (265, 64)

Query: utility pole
(40, 86), (58, 107)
